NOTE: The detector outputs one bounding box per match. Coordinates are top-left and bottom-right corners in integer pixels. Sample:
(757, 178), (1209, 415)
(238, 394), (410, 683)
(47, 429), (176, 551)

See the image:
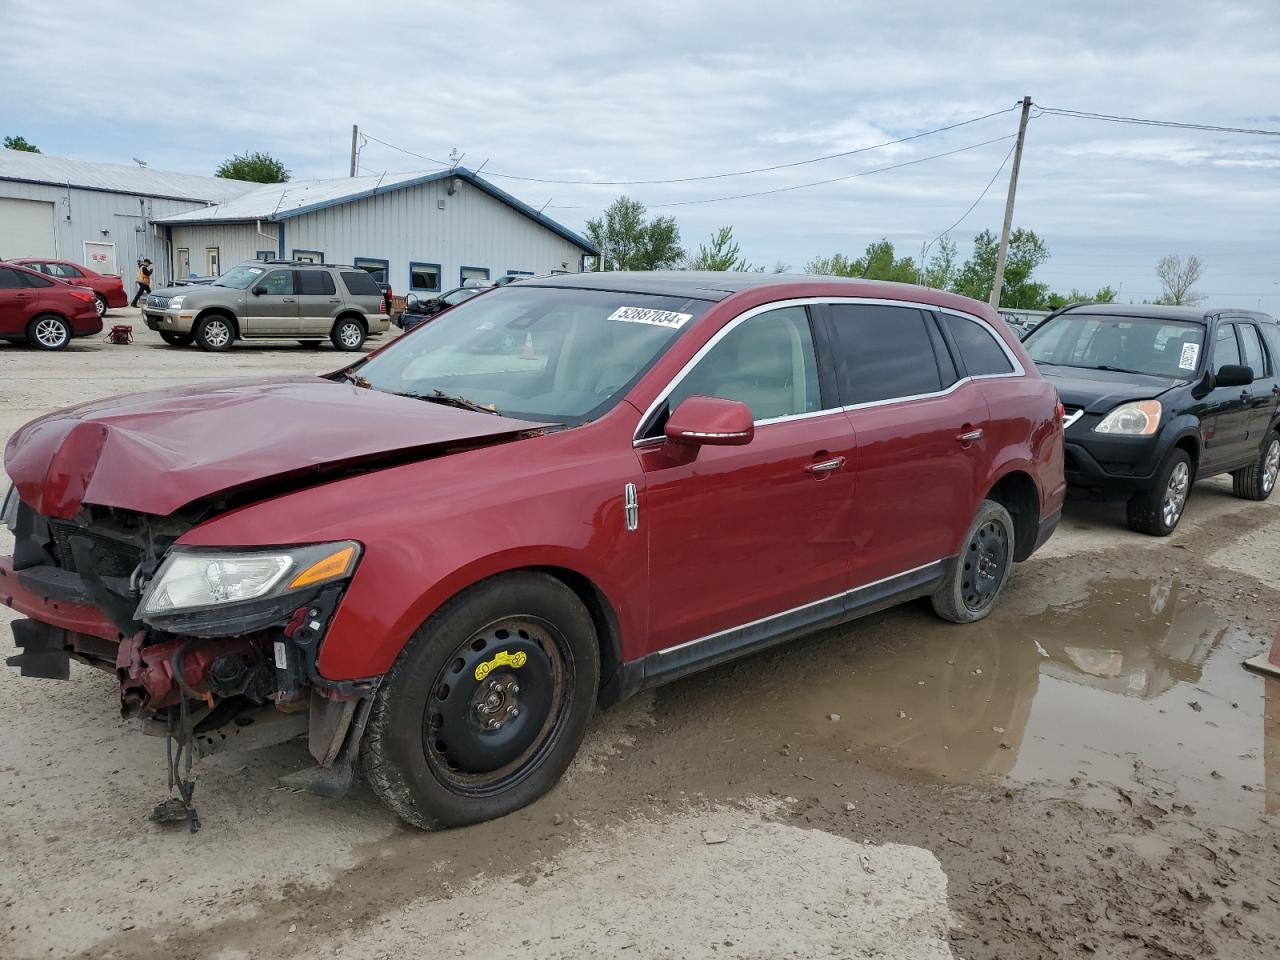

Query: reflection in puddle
(716, 576), (1275, 825)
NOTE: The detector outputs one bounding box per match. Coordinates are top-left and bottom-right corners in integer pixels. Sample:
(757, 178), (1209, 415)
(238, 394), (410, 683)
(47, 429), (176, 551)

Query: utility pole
(989, 96), (1032, 310)
(349, 125), (358, 178)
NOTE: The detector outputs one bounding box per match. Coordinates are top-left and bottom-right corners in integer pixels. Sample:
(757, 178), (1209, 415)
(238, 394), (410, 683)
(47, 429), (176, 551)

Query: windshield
(213, 264), (267, 289)
(355, 286), (710, 424)
(1023, 314), (1205, 379)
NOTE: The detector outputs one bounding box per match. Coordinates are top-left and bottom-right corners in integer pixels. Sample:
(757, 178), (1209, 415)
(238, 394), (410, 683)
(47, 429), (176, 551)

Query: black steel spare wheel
(425, 617), (567, 792)
(963, 518), (1009, 613)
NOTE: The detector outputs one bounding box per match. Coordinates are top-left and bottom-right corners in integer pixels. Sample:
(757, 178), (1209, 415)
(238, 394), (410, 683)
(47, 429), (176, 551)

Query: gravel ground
(1, 310), (1277, 959)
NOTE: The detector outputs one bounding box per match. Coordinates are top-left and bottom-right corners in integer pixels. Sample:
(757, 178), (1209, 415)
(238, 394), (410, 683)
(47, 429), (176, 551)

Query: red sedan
(2, 272), (1065, 828)
(12, 258), (129, 318)
(0, 261), (102, 349)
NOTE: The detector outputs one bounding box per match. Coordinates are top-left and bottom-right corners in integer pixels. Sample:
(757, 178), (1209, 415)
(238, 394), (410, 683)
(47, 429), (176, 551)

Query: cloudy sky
(4, 0), (1277, 309)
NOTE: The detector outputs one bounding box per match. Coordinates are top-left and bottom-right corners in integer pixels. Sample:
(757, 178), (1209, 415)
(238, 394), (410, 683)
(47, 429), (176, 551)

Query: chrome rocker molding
(611, 559), (951, 699)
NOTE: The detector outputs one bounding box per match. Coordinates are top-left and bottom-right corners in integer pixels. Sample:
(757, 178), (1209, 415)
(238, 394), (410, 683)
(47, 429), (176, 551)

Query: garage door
(0, 198), (57, 259)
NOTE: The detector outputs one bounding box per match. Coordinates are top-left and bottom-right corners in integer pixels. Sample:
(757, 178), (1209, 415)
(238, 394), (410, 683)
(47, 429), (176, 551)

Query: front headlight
(1094, 400), (1162, 436)
(168, 295), (185, 309)
(2, 484), (19, 532)
(138, 541), (360, 615)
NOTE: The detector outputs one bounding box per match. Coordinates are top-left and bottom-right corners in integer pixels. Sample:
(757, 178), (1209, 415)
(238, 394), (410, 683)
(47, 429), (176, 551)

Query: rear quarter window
(341, 271), (380, 296)
(942, 313), (1014, 376)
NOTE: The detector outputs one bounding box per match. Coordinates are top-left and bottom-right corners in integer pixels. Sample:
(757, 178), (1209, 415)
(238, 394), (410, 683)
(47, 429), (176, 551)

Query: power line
(922, 140), (1017, 263)
(360, 105), (1020, 188)
(647, 134), (1017, 207)
(1035, 106), (1280, 137)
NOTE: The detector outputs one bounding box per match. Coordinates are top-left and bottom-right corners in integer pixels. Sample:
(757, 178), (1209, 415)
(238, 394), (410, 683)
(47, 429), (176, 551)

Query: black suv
(1022, 303), (1280, 535)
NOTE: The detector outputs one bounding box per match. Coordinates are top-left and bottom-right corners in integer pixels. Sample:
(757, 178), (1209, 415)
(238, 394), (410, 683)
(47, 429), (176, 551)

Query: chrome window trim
(631, 296), (1023, 444)
(654, 559), (945, 656)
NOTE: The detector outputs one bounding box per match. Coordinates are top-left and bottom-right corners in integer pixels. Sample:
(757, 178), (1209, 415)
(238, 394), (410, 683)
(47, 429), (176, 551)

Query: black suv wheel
(1232, 431), (1280, 501)
(1127, 448), (1192, 536)
(361, 572), (599, 829)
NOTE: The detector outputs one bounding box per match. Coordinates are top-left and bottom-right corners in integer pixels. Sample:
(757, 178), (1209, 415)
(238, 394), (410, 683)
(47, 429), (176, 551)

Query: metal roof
(152, 167), (598, 253)
(0, 148), (258, 203)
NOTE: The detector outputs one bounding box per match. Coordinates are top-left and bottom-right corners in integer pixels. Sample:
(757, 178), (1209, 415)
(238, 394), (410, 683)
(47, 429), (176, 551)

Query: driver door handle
(957, 428), (984, 443)
(806, 456), (846, 475)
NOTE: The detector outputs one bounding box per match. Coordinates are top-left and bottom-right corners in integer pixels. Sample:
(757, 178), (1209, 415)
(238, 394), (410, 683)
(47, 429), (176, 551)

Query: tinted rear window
(341, 271), (380, 296)
(298, 271), (336, 296)
(942, 313), (1014, 376)
(825, 304), (944, 404)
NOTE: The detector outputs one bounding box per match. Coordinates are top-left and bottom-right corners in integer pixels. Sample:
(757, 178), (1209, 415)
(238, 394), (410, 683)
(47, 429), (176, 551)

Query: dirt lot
(1, 310), (1277, 959)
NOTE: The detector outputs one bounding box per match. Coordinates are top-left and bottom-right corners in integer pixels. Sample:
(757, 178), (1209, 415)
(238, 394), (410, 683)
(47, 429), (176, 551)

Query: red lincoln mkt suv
(2, 272), (1065, 829)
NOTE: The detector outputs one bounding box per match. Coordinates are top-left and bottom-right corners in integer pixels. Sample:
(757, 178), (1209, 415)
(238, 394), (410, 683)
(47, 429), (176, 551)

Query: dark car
(4, 272), (1063, 829)
(0, 261), (103, 349)
(399, 285), (491, 332)
(1023, 303), (1280, 535)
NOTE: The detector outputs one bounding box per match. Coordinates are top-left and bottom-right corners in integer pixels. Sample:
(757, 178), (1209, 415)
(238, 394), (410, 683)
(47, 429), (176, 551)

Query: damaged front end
(2, 487), (376, 831)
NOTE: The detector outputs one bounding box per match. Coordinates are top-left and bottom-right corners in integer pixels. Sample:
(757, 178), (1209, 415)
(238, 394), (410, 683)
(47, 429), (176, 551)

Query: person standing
(131, 258), (153, 307)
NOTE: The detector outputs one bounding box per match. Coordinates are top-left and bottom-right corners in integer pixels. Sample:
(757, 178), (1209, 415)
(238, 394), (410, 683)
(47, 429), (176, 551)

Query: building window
(505, 270), (534, 279)
(292, 249), (324, 264)
(460, 265), (490, 286)
(255, 250), (274, 261)
(409, 262), (442, 292)
(354, 257), (389, 283)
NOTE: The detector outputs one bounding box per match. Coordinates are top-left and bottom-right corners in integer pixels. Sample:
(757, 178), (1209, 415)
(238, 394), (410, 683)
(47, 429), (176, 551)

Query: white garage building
(0, 149), (256, 282)
(152, 168), (598, 295)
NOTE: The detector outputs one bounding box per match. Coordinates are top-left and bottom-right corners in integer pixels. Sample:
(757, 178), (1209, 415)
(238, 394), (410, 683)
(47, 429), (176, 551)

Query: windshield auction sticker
(1179, 342), (1200, 370)
(608, 306), (693, 329)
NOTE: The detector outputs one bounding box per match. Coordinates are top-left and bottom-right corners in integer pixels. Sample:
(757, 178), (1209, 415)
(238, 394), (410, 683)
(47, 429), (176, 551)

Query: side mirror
(664, 395), (754, 446)
(1215, 364), (1254, 388)
(405, 293), (419, 308)
(251, 286), (264, 296)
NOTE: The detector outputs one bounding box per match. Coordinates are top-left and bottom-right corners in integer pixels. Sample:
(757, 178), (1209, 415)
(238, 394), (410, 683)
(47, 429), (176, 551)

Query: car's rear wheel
(26, 314), (71, 351)
(361, 572), (599, 830)
(1126, 448), (1192, 536)
(931, 499), (1015, 624)
(1231, 432), (1280, 501)
(159, 331), (192, 347)
(331, 317), (366, 351)
(93, 293), (108, 318)
(194, 314), (235, 352)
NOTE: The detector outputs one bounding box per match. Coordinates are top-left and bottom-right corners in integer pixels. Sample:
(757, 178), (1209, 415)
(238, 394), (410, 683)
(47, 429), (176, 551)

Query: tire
(331, 317), (366, 351)
(93, 294), (108, 318)
(1126, 448), (1192, 536)
(1231, 432), (1280, 501)
(26, 314), (71, 351)
(159, 331), (193, 347)
(361, 572), (600, 830)
(931, 500), (1015, 624)
(297, 340), (322, 348)
(194, 314), (235, 352)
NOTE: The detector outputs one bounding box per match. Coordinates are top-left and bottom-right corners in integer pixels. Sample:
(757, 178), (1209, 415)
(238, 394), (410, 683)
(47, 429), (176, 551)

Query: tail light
(383, 286), (393, 314)
(1055, 398), (1066, 423)
(69, 290), (96, 303)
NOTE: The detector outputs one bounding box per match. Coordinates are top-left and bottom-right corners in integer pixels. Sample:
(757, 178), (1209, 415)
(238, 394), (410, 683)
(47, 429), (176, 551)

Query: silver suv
(143, 261), (391, 352)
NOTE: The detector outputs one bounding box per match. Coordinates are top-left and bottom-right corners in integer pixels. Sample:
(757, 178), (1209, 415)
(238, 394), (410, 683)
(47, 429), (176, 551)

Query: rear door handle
(957, 428), (983, 442)
(806, 456), (846, 475)
(283, 298), (297, 303)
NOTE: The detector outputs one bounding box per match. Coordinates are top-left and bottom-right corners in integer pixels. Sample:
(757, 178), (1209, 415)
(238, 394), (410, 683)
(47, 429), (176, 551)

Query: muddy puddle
(657, 571), (1278, 828)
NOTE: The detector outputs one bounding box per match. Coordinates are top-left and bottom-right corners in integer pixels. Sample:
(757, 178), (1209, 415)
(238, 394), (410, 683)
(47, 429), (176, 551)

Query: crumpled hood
(1036, 364), (1181, 414)
(4, 376), (543, 519)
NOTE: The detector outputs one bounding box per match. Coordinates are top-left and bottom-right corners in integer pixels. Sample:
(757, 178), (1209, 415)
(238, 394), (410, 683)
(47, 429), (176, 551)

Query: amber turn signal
(289, 545), (357, 588)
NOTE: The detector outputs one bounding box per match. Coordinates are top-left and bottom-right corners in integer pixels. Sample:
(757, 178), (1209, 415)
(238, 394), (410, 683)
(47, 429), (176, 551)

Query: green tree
(1154, 254), (1205, 306)
(585, 197), (683, 270)
(921, 235), (959, 290)
(953, 228), (1051, 309)
(215, 151), (290, 183)
(3, 135), (40, 153)
(807, 239), (918, 282)
(686, 225), (757, 271)
(1046, 285), (1118, 310)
